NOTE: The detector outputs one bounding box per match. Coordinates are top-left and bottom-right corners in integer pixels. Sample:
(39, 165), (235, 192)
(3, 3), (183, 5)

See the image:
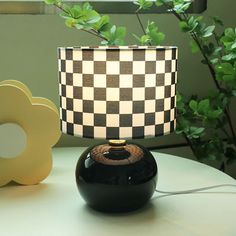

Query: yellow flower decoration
(0, 80), (61, 186)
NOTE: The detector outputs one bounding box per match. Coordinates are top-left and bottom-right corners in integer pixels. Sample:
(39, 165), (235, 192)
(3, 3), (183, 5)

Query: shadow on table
(80, 201), (161, 225)
(0, 182), (49, 200)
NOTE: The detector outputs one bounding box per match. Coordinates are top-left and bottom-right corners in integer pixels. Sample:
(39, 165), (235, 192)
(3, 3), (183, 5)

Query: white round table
(0, 147), (236, 236)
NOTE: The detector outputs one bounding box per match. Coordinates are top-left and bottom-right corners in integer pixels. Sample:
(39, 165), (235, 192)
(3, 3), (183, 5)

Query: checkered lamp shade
(58, 46), (178, 139)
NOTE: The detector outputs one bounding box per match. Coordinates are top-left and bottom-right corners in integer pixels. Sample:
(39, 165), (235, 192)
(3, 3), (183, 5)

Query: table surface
(0, 147), (236, 236)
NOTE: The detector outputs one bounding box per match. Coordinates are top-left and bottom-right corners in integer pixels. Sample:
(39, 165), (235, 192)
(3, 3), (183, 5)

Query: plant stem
(219, 161), (225, 172)
(220, 125), (231, 139)
(225, 107), (236, 141)
(135, 10), (146, 36)
(183, 134), (196, 155)
(81, 29), (106, 41)
(193, 34), (221, 90)
(135, 10), (152, 46)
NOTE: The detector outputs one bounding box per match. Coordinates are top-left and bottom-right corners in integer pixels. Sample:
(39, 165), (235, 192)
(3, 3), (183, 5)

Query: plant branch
(220, 124), (231, 139)
(164, 8), (222, 92)
(188, 36), (236, 145)
(135, 10), (146, 36)
(183, 134), (196, 155)
(219, 161), (225, 172)
(53, 3), (107, 42)
(192, 33), (221, 90)
(154, 1), (236, 164)
(81, 29), (107, 41)
(162, 2), (183, 21)
(163, 4), (222, 90)
(54, 2), (66, 12)
(188, 32), (236, 144)
(164, 6), (236, 144)
(225, 107), (236, 141)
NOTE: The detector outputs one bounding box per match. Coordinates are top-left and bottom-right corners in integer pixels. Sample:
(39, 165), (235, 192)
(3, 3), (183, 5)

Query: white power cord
(155, 184), (236, 195)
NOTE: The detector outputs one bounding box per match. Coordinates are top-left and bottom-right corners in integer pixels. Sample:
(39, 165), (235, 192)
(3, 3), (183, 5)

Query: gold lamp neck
(108, 140), (126, 149)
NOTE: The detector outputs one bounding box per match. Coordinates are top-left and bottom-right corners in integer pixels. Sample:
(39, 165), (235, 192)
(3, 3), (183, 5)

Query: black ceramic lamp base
(75, 140), (157, 213)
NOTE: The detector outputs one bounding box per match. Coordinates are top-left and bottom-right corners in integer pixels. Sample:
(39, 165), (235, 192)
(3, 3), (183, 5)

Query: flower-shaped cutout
(0, 80), (61, 186)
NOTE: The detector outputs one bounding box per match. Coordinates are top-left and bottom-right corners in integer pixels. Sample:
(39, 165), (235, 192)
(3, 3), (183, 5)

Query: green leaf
(179, 16), (199, 33)
(210, 58), (219, 64)
(65, 18), (78, 27)
(140, 35), (151, 45)
(84, 10), (101, 24)
(134, 0), (153, 10)
(216, 63), (234, 74)
(82, 2), (92, 10)
(198, 99), (210, 114)
(220, 28), (236, 52)
(101, 25), (126, 46)
(110, 25), (116, 34)
(189, 40), (199, 53)
(202, 25), (215, 38)
(75, 24), (84, 30)
(225, 147), (236, 165)
(232, 90), (236, 96)
(198, 138), (225, 162)
(207, 109), (222, 119)
(140, 21), (166, 45)
(116, 26), (126, 38)
(151, 32), (165, 45)
(176, 92), (186, 114)
(207, 154), (218, 161)
(216, 61), (236, 82)
(60, 2), (102, 31)
(155, 0), (172, 6)
(44, 0), (59, 4)
(173, 2), (191, 13)
(225, 28), (235, 38)
(231, 41), (236, 49)
(220, 36), (231, 44)
(69, 6), (81, 18)
(196, 16), (203, 22)
(211, 16), (224, 26)
(155, 0), (164, 6)
(187, 127), (205, 139)
(101, 40), (108, 45)
(144, 0), (153, 9)
(146, 21), (158, 33)
(179, 21), (190, 32)
(222, 75), (234, 81)
(222, 53), (236, 61)
(213, 46), (222, 56)
(189, 100), (198, 111)
(93, 15), (111, 32)
(202, 43), (215, 57)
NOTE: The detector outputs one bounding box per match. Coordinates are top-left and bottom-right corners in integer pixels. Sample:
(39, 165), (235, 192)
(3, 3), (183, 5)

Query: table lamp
(58, 46), (178, 212)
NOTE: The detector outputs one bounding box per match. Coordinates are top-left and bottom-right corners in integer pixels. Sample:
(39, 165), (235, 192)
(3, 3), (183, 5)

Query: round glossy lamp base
(75, 141), (158, 213)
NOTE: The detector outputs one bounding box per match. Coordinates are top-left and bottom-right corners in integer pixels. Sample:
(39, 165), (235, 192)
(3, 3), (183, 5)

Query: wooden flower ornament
(0, 80), (61, 186)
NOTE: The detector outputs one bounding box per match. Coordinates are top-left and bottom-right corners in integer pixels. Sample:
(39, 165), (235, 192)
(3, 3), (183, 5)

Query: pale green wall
(0, 0), (235, 168)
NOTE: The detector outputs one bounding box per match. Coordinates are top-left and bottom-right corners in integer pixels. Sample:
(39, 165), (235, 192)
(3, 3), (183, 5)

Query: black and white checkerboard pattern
(58, 46), (178, 139)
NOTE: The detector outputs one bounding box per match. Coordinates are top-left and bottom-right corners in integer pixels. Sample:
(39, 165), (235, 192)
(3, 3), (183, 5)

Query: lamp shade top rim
(58, 45), (178, 51)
